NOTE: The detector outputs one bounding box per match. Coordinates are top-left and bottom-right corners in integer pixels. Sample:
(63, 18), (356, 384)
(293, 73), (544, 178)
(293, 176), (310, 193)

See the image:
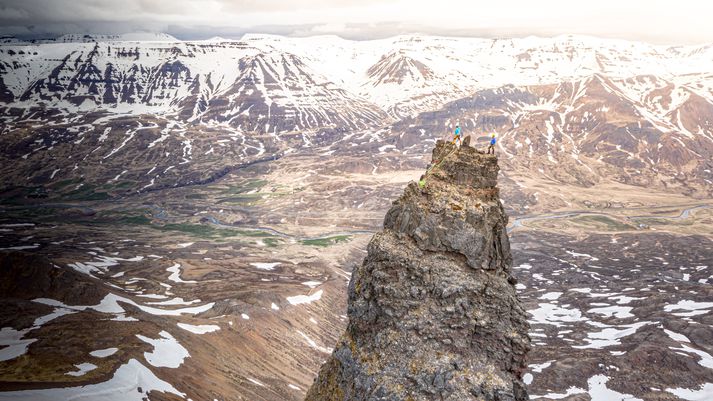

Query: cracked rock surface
(305, 140), (531, 401)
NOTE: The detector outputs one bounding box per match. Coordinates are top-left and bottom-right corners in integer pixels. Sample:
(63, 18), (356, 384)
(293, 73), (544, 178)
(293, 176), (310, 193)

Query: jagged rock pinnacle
(305, 140), (531, 401)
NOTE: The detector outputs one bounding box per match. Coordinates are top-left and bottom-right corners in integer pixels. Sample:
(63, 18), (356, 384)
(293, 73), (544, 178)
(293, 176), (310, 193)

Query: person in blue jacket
(452, 124), (462, 145)
(487, 133), (497, 154)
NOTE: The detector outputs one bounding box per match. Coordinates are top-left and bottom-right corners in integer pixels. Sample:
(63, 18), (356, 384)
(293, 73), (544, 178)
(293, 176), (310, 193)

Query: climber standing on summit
(487, 133), (497, 154)
(452, 124), (462, 146)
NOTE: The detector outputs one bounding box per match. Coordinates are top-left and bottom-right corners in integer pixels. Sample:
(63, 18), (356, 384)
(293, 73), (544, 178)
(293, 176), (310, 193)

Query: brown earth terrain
(1, 141), (712, 400)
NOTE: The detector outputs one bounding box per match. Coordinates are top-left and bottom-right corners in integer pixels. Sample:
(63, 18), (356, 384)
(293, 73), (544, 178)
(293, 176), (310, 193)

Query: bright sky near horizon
(0, 0), (711, 44)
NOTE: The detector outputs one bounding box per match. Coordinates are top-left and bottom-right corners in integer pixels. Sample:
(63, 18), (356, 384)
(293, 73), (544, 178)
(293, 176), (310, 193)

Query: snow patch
(573, 322), (651, 349)
(177, 323), (220, 334)
(135, 331), (189, 368)
(587, 305), (634, 319)
(528, 303), (587, 327)
(250, 262), (280, 270)
(166, 264), (197, 284)
(666, 383), (713, 401)
(0, 327), (37, 362)
(0, 359), (185, 400)
(90, 348), (119, 358)
(287, 289), (323, 305)
(66, 363), (98, 377)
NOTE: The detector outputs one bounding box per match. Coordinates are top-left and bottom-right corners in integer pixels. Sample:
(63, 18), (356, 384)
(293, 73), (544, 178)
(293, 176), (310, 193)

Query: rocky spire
(305, 140), (531, 401)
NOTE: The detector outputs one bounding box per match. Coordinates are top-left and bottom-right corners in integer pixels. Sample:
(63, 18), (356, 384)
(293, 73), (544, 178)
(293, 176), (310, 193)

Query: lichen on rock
(305, 140), (531, 401)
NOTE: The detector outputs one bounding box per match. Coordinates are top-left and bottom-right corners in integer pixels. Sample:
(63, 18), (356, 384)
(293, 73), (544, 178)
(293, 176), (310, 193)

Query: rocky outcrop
(305, 140), (530, 401)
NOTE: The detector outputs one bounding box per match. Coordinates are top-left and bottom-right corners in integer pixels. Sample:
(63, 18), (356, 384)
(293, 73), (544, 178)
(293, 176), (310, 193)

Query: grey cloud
(0, 0), (710, 44)
(219, 0), (388, 13)
(0, 0), (385, 22)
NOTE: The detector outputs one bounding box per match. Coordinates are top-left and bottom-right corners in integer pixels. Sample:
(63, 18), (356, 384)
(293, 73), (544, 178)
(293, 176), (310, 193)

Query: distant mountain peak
(53, 32), (178, 43)
(366, 50), (435, 86)
(240, 33), (287, 42)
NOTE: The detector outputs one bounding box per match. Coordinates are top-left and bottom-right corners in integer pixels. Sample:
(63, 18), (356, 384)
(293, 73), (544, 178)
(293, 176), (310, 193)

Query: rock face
(305, 140), (531, 401)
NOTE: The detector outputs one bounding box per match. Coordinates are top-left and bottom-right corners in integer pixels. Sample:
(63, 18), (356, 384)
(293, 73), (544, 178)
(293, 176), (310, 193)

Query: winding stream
(204, 203), (712, 239)
(201, 215), (375, 241)
(507, 204), (712, 233)
(4, 200), (709, 242)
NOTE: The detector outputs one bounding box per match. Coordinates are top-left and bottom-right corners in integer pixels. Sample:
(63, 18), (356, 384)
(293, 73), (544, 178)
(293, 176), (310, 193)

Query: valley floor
(0, 151), (712, 401)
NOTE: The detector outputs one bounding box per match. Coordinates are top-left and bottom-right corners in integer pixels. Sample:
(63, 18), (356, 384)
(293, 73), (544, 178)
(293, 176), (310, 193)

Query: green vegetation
(219, 179), (267, 195)
(51, 178), (82, 190)
(0, 186), (51, 205)
(63, 184), (110, 201)
(262, 238), (282, 247)
(214, 180), (299, 205)
(114, 181), (134, 189)
(76, 191), (111, 201)
(217, 194), (263, 204)
(155, 222), (278, 240)
(214, 179), (270, 205)
(92, 210), (153, 226)
(633, 217), (693, 226)
(104, 181), (134, 190)
(116, 214), (153, 225)
(572, 215), (635, 231)
(0, 205), (63, 220)
(300, 235), (352, 247)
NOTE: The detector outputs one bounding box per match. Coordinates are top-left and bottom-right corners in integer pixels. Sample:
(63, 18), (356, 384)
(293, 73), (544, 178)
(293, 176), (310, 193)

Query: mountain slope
(197, 51), (389, 132)
(3, 34), (713, 126)
(387, 74), (713, 200)
(1, 34), (712, 199)
(0, 40), (390, 133)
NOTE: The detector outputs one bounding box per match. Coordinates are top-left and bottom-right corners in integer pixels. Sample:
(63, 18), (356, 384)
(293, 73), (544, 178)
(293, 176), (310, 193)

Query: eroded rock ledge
(306, 140), (530, 401)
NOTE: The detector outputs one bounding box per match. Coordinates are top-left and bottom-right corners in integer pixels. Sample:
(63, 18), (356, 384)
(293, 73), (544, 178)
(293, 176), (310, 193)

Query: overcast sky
(1, 0), (712, 45)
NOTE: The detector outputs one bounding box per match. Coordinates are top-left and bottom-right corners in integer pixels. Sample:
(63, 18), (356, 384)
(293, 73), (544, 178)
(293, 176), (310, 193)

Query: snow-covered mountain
(2, 34), (712, 124)
(385, 72), (713, 199)
(1, 33), (712, 197)
(13, 32), (180, 44)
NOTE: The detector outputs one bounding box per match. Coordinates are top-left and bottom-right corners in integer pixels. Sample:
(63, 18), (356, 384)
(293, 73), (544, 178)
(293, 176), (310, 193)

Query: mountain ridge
(2, 34), (712, 122)
(1, 33), (712, 206)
